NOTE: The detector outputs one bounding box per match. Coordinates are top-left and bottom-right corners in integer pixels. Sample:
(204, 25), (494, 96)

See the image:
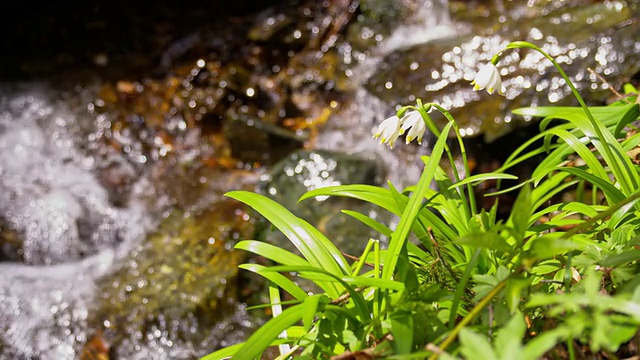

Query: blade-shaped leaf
(239, 263), (309, 301)
(235, 240), (309, 267)
(232, 304), (306, 359)
(227, 191), (348, 297)
(383, 121), (455, 281)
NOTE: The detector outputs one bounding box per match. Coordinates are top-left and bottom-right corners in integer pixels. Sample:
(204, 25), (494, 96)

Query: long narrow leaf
(383, 121), (455, 281)
(227, 191), (348, 298)
(265, 265), (371, 321)
(342, 210), (393, 237)
(239, 263), (309, 301)
(235, 240), (309, 267)
(233, 304), (306, 359)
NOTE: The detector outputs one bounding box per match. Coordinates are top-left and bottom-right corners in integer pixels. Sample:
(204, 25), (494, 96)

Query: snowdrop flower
(400, 111), (426, 144)
(373, 114), (404, 148)
(471, 63), (504, 95)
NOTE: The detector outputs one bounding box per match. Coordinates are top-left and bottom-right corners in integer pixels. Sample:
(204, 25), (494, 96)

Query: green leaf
(266, 265), (371, 321)
(494, 314), (526, 360)
(555, 167), (625, 205)
(525, 234), (580, 260)
(613, 103), (640, 137)
(448, 172), (518, 190)
(201, 342), (245, 360)
(521, 327), (569, 360)
(340, 276), (405, 291)
(239, 264), (309, 301)
(302, 294), (326, 331)
(300, 184), (458, 241)
(341, 209), (393, 237)
(226, 191), (348, 298)
(459, 329), (498, 360)
(232, 304), (306, 360)
(454, 231), (510, 252)
(390, 311), (414, 354)
(383, 121), (455, 281)
(509, 183), (532, 245)
(599, 250), (640, 268)
(504, 276), (531, 314)
(235, 241), (309, 266)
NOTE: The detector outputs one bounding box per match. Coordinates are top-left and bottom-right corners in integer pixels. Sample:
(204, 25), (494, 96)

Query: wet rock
(88, 198), (258, 359)
(0, 217), (22, 262)
(256, 149), (390, 255)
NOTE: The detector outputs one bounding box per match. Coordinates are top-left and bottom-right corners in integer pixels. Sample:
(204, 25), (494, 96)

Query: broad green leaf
(613, 103), (640, 137)
(494, 314), (526, 360)
(525, 234), (580, 260)
(390, 311), (414, 354)
(504, 276), (531, 314)
(539, 127), (608, 181)
(239, 264), (309, 301)
(459, 329), (498, 360)
(201, 342), (244, 360)
(608, 195), (640, 229)
(555, 167), (625, 205)
(599, 250), (640, 268)
(300, 184), (458, 241)
(521, 327), (570, 360)
(454, 231), (510, 252)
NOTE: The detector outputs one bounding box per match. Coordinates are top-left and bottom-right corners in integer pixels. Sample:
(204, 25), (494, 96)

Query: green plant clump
(203, 41), (640, 359)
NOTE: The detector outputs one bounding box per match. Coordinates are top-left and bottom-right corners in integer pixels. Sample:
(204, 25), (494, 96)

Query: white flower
(373, 114), (404, 148)
(400, 111), (426, 144)
(471, 63), (504, 95)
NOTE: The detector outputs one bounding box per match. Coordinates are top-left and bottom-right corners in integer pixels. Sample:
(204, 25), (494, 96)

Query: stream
(0, 1), (638, 359)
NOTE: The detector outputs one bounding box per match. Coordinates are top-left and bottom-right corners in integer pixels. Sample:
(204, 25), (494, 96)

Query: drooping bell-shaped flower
(400, 111), (426, 145)
(471, 63), (504, 95)
(373, 114), (404, 148)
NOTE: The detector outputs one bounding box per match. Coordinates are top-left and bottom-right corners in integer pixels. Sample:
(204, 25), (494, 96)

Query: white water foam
(0, 83), (150, 359)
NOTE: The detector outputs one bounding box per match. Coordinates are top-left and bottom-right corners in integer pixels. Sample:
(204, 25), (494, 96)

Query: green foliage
(203, 41), (640, 359)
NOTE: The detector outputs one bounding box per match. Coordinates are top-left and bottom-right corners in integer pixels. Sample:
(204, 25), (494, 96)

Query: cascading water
(0, 83), (151, 358)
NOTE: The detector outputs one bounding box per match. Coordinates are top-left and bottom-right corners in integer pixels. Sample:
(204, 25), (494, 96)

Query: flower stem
(493, 41), (631, 194)
(428, 275), (511, 360)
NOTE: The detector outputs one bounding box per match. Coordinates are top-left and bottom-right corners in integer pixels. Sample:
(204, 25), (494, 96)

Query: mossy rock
(88, 198), (256, 357)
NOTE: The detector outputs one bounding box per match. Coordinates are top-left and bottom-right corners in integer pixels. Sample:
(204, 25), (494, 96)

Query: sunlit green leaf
(239, 263), (309, 301)
(459, 329), (498, 360)
(233, 304), (305, 360)
(390, 311), (414, 354)
(454, 231), (510, 252)
(226, 191), (348, 298)
(494, 314), (525, 359)
(302, 294), (326, 331)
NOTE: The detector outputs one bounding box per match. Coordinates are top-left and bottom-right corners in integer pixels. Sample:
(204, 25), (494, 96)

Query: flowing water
(0, 1), (638, 358)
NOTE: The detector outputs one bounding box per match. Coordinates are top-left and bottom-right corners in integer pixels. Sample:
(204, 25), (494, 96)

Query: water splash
(0, 83), (150, 358)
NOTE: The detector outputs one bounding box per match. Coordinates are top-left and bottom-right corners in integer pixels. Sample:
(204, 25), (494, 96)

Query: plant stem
(428, 275), (511, 360)
(494, 41), (634, 194)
